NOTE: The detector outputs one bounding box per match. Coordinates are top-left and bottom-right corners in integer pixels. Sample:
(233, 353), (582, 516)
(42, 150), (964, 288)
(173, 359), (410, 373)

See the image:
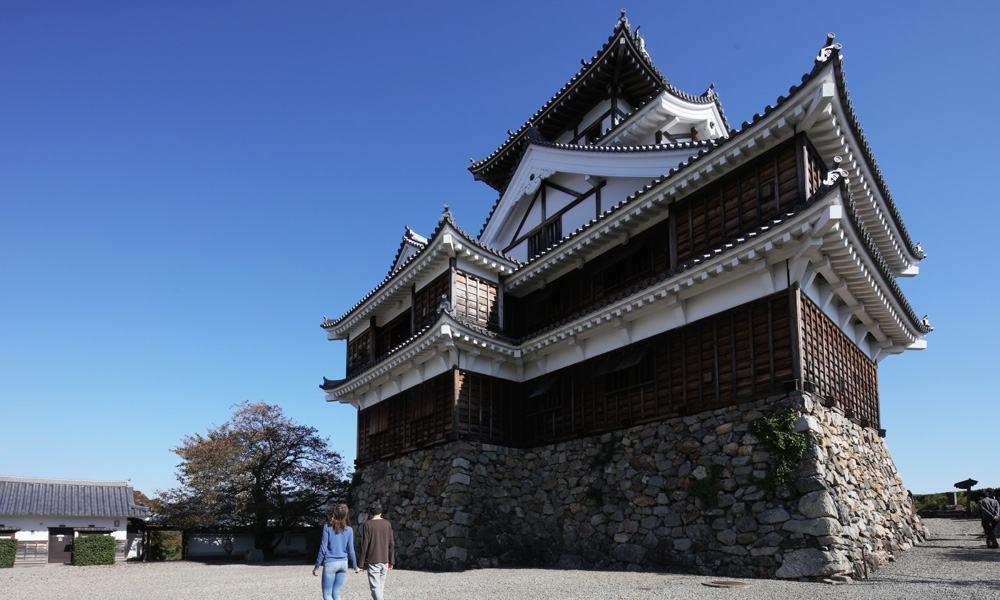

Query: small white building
(0, 475), (150, 565)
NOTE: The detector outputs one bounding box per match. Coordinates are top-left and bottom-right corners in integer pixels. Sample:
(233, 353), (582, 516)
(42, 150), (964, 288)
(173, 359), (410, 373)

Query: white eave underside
(603, 88), (728, 147)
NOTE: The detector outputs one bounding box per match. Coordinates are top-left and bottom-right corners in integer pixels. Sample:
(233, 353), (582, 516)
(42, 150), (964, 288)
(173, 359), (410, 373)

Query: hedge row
(0, 539), (15, 568)
(73, 535), (116, 566)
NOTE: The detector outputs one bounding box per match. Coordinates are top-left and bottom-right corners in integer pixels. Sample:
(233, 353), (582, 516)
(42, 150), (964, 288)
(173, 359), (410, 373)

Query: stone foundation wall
(351, 391), (925, 579)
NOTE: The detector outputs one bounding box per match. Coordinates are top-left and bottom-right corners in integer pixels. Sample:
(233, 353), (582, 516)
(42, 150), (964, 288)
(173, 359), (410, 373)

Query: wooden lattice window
(347, 329), (371, 374)
(527, 218), (561, 259)
(454, 271), (498, 329)
(413, 272), (450, 331)
(798, 291), (879, 429)
(376, 311), (412, 357)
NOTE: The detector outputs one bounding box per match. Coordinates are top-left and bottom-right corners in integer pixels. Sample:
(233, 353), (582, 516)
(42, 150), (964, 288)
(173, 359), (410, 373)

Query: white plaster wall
(563, 200), (597, 234)
(187, 532), (307, 557)
(1, 515), (125, 541)
(578, 100), (614, 139)
(187, 533), (252, 557)
(683, 268), (786, 324)
(598, 178), (658, 215)
(523, 196), (543, 233)
(546, 188), (575, 218)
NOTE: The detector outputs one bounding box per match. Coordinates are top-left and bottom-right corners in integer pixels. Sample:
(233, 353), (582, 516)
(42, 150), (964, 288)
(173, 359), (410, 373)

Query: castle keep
(321, 13), (930, 579)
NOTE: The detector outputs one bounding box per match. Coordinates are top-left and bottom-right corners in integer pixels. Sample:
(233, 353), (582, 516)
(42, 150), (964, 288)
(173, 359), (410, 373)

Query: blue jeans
(322, 560), (348, 600)
(366, 563), (388, 600)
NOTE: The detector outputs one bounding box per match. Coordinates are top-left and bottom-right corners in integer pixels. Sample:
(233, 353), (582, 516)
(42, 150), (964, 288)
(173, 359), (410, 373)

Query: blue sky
(1, 0), (996, 497)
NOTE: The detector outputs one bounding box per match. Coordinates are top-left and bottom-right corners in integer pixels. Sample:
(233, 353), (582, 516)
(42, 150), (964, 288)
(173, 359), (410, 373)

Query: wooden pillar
(795, 132), (809, 205)
(497, 276), (505, 332)
(369, 316), (377, 364)
(789, 283), (803, 387)
(410, 284), (416, 335)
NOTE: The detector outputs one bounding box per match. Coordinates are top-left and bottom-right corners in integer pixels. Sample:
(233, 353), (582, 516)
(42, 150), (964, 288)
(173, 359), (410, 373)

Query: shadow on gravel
(937, 547), (1000, 563)
(174, 558), (312, 568)
(875, 576), (1000, 593)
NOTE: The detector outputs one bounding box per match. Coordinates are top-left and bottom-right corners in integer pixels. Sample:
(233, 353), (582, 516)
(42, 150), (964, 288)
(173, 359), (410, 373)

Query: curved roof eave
(478, 138), (717, 243)
(323, 215), (521, 338)
(496, 39), (930, 336)
(322, 311), (520, 402)
(468, 12), (723, 191)
(823, 44), (925, 262)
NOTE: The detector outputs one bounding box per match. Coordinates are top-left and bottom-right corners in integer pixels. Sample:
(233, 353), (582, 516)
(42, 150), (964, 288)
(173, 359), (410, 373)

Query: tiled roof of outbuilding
(0, 475), (150, 518)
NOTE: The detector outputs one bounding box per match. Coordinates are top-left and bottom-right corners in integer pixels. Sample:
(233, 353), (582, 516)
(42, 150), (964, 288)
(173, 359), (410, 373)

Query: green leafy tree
(160, 401), (348, 557)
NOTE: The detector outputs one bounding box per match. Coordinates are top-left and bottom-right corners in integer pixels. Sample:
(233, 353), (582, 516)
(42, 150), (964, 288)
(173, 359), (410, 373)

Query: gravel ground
(4, 518), (998, 600)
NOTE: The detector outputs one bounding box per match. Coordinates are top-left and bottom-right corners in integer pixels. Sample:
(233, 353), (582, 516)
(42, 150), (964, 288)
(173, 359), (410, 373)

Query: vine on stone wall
(690, 464), (724, 508)
(749, 409), (806, 491)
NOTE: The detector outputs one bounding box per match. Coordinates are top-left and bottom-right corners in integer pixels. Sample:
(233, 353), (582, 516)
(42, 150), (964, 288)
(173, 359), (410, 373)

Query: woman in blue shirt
(312, 503), (359, 600)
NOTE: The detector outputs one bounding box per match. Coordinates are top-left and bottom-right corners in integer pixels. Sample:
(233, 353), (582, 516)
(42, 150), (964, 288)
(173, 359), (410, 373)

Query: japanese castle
(321, 12), (930, 579)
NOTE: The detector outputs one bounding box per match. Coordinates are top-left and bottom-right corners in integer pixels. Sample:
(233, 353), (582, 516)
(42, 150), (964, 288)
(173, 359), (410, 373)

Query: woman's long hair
(328, 503), (351, 533)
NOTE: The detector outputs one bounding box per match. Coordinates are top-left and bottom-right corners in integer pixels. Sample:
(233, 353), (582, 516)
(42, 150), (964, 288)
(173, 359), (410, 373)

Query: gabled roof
(468, 10), (725, 193)
(0, 475), (150, 518)
(389, 226), (428, 275)
(322, 208), (521, 338)
(497, 34), (930, 337)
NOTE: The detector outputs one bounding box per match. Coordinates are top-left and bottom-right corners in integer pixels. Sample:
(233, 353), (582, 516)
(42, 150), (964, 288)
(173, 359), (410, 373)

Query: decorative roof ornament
(522, 168), (556, 197)
(403, 225), (427, 247)
(822, 156), (851, 187)
(816, 33), (843, 64)
(440, 203), (454, 224)
(617, 8), (630, 32)
(437, 294), (452, 315)
(635, 27), (650, 61)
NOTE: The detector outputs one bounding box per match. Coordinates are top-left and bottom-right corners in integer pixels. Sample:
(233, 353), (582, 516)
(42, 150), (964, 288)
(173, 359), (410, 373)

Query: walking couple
(312, 500), (395, 600)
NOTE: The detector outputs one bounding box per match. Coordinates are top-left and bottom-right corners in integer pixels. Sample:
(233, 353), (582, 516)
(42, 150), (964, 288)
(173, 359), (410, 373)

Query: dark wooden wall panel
(798, 291), (880, 429)
(356, 372), (454, 464)
(455, 371), (519, 445)
(350, 136), (849, 463)
(509, 136), (824, 340)
(413, 272), (451, 332)
(516, 291), (794, 447)
(454, 271), (499, 330)
(347, 329), (371, 377)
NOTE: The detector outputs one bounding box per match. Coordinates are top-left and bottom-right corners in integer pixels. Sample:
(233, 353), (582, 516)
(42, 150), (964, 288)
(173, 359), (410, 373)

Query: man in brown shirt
(359, 501), (395, 600)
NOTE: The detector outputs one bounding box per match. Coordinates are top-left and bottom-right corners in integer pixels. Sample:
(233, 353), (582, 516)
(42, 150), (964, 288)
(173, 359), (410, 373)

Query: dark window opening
(527, 218), (562, 259)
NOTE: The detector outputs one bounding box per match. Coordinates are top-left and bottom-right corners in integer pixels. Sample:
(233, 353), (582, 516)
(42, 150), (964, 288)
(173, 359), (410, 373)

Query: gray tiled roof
(0, 475), (150, 518)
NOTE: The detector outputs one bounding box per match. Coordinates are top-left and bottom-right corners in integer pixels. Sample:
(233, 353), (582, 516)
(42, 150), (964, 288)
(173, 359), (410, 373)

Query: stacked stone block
(351, 391), (925, 579)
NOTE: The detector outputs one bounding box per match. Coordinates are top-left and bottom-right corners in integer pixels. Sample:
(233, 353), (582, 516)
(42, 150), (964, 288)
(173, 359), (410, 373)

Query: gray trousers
(366, 563), (388, 600)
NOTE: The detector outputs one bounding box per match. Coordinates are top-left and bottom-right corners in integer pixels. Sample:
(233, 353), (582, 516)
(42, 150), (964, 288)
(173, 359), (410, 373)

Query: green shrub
(73, 535), (116, 566)
(690, 464), (724, 508)
(913, 493), (948, 511)
(150, 530), (183, 561)
(0, 539), (16, 568)
(749, 409), (806, 491)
